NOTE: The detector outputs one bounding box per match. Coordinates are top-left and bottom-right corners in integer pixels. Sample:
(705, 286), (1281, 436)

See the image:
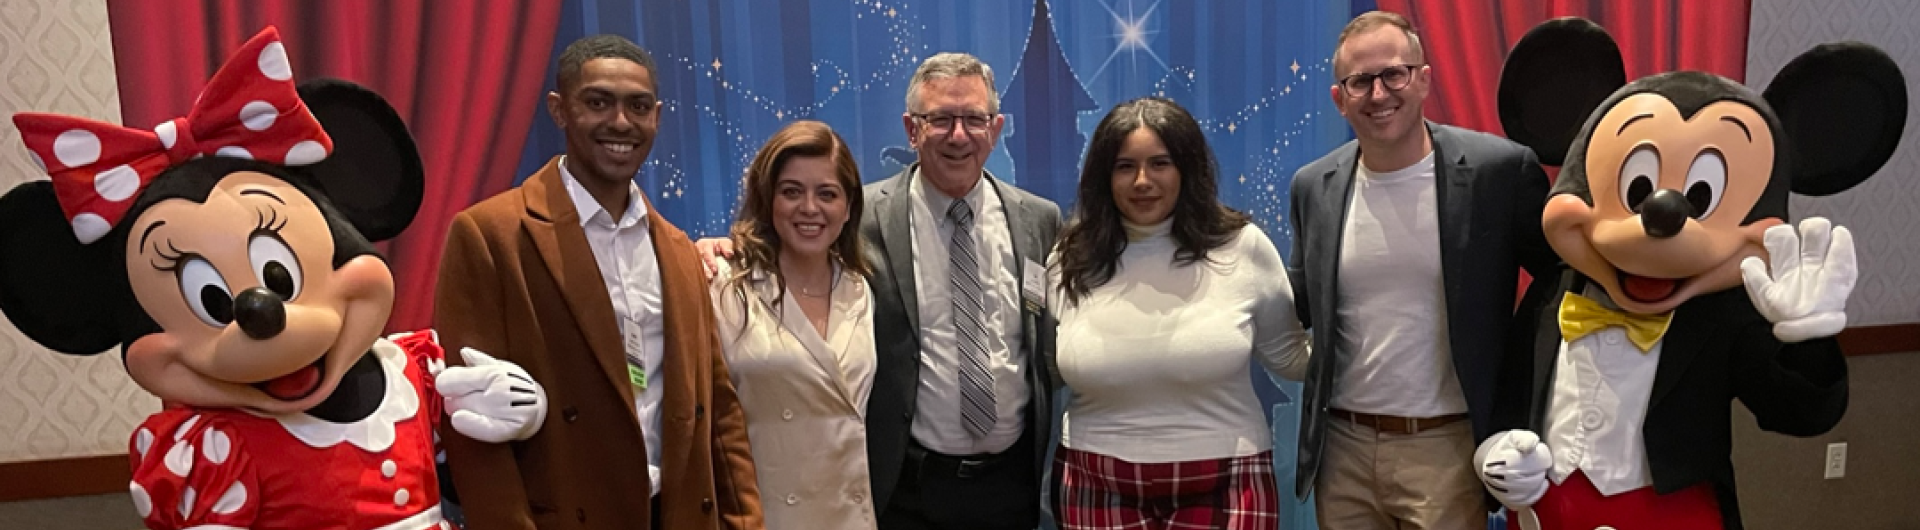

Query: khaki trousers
(1314, 416), (1488, 530)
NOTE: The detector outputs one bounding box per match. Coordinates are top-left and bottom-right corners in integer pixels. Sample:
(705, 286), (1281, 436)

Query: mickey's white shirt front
(1545, 291), (1663, 496)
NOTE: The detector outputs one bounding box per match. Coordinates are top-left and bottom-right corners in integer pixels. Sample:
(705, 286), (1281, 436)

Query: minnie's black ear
(0, 181), (130, 355)
(1499, 17), (1626, 166)
(296, 79), (424, 242)
(1764, 42), (1907, 196)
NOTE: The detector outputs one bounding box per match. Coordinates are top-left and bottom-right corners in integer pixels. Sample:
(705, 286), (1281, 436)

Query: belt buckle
(955, 458), (986, 478)
(1404, 416), (1420, 434)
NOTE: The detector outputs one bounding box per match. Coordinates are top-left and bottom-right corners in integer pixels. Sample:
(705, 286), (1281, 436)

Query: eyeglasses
(1337, 64), (1422, 97)
(912, 112), (995, 134)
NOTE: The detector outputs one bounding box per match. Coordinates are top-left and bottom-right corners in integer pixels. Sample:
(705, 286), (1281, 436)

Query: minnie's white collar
(269, 337), (419, 452)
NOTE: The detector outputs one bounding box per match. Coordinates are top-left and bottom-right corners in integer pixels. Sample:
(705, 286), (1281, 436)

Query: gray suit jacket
(859, 164), (1063, 516)
(1287, 122), (1556, 499)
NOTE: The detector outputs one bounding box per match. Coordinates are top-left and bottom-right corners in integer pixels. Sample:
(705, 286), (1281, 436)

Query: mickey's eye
(1684, 149), (1727, 219)
(248, 234), (301, 301)
(1618, 146), (1660, 212)
(178, 258), (233, 327)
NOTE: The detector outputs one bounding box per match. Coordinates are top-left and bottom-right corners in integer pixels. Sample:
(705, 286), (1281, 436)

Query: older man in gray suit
(1286, 11), (1557, 530)
(861, 52), (1061, 530)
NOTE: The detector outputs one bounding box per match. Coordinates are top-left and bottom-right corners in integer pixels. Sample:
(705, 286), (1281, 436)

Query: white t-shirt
(1052, 221), (1309, 463)
(1330, 153), (1469, 417)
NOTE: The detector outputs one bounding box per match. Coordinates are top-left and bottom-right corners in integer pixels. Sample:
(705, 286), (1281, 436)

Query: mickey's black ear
(1764, 42), (1907, 196)
(1498, 17), (1626, 166)
(296, 79), (424, 242)
(0, 181), (129, 355)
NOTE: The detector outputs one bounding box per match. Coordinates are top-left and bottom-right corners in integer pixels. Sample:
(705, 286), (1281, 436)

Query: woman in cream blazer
(711, 120), (878, 530)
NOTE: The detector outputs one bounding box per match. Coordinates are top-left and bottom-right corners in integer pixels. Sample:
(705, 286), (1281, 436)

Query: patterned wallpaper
(1751, 0), (1920, 327)
(0, 0), (160, 463)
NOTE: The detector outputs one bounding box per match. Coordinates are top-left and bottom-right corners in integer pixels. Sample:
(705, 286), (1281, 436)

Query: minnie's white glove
(1475, 430), (1554, 509)
(1740, 217), (1856, 343)
(436, 348), (547, 443)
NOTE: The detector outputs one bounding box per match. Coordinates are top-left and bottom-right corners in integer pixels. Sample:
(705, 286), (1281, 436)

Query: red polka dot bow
(11, 26), (332, 244)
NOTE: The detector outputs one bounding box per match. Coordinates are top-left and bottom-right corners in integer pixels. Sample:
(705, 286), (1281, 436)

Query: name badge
(1021, 258), (1047, 312)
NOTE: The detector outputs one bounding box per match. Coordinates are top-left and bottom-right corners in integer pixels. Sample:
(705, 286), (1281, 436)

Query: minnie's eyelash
(152, 240), (190, 272)
(254, 205), (288, 234)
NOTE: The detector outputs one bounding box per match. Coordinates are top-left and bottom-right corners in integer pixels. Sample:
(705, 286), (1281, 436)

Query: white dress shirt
(906, 170), (1029, 455)
(560, 157), (666, 496)
(1545, 288), (1662, 496)
(1331, 153), (1470, 417)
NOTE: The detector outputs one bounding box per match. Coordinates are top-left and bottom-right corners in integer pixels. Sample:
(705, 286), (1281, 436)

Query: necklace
(790, 273), (837, 298)
(794, 282), (831, 298)
(783, 259), (839, 298)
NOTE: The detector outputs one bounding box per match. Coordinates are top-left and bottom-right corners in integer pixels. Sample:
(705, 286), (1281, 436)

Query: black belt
(906, 440), (1016, 479)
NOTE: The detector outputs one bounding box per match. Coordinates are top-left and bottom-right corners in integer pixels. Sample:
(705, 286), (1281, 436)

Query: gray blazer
(1286, 121), (1556, 499)
(859, 164), (1063, 515)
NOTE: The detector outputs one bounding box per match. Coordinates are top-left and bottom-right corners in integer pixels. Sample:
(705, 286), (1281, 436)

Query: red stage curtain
(1376, 0), (1750, 144)
(107, 0), (563, 332)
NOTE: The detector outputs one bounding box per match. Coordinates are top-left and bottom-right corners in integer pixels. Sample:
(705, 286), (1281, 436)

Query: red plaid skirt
(1053, 447), (1279, 530)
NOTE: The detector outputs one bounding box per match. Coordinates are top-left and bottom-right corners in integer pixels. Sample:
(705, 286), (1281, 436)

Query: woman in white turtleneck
(1047, 97), (1310, 530)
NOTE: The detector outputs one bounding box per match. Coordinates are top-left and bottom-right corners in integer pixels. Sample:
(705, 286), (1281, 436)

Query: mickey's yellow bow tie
(1558, 292), (1673, 352)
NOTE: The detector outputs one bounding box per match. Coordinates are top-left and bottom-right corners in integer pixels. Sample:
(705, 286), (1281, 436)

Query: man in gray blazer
(862, 52), (1062, 530)
(1286, 12), (1555, 530)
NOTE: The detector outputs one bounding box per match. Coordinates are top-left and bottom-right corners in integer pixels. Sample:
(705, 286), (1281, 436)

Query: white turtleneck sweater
(1050, 220), (1311, 463)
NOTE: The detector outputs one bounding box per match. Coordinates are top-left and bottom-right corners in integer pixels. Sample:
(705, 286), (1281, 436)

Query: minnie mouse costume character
(1470, 18), (1906, 530)
(0, 27), (547, 530)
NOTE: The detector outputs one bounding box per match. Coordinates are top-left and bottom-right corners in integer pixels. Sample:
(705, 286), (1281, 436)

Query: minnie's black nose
(1639, 189), (1693, 239)
(232, 287), (286, 339)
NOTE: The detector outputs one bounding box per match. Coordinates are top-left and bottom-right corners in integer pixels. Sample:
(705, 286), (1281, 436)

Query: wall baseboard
(0, 454), (129, 503)
(1838, 322), (1920, 357)
(0, 323), (1913, 504)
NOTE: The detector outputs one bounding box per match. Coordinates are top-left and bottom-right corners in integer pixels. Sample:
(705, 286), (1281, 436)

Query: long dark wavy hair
(1053, 97), (1250, 307)
(724, 120), (871, 313)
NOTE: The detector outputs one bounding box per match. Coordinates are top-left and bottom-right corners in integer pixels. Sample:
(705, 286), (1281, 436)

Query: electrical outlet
(1825, 442), (1847, 479)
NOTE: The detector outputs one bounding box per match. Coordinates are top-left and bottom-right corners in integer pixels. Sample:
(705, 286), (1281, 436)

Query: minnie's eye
(248, 234), (301, 301)
(178, 258), (233, 327)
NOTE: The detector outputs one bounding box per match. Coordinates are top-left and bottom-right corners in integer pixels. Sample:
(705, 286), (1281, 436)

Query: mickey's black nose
(1639, 189), (1693, 239)
(233, 287), (286, 339)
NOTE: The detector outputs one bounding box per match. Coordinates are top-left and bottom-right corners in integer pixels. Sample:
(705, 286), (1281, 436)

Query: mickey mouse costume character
(0, 27), (548, 530)
(1469, 18), (1907, 530)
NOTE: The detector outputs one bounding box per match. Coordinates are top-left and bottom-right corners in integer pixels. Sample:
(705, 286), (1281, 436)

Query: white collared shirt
(906, 170), (1029, 455)
(559, 157), (666, 496)
(1545, 288), (1662, 496)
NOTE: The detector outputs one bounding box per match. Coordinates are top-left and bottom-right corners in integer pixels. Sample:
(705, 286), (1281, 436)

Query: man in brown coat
(435, 34), (762, 530)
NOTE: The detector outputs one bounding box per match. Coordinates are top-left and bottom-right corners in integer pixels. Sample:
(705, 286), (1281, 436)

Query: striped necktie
(947, 198), (995, 439)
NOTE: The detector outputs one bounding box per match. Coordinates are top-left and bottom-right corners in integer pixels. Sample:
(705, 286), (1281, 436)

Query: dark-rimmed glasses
(1338, 64), (1423, 97)
(911, 112), (995, 134)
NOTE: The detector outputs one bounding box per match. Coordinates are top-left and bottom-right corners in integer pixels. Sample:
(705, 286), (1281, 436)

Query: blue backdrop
(516, 1), (1375, 528)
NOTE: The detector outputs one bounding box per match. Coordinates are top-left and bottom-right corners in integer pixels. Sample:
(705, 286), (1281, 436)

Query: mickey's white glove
(436, 348), (547, 443)
(1475, 430), (1554, 509)
(1740, 217), (1856, 343)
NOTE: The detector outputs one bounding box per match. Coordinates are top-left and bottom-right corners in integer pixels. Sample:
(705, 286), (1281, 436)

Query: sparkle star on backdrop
(1088, 0), (1166, 82)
